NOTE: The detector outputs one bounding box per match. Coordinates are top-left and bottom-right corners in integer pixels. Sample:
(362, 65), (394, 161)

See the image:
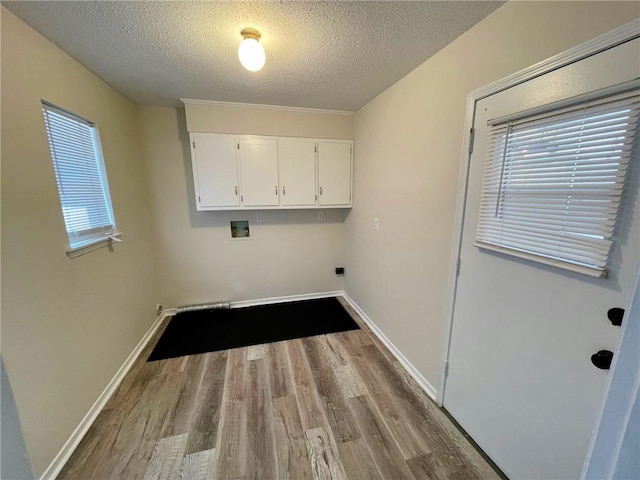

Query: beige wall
(3, 1), (638, 475)
(346, 1), (640, 393)
(140, 106), (351, 308)
(1, 8), (157, 475)
(184, 102), (354, 139)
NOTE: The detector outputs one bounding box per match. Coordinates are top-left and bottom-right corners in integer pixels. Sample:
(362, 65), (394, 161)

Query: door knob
(591, 350), (613, 370)
(607, 307), (624, 326)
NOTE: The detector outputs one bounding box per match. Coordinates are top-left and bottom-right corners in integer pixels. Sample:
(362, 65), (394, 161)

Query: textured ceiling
(3, 1), (504, 111)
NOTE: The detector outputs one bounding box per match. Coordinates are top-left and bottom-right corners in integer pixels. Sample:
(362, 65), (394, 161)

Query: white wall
(139, 106), (352, 308)
(1, 8), (157, 475)
(346, 1), (640, 392)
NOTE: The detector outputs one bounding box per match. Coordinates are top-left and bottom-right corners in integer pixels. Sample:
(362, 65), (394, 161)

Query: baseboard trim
(175, 290), (439, 400)
(339, 292), (439, 402)
(39, 310), (170, 480)
(231, 291), (344, 309)
(41, 291), (437, 478)
(161, 292), (439, 403)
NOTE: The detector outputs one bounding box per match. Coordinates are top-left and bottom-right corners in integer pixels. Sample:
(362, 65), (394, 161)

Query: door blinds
(475, 86), (639, 278)
(42, 102), (116, 250)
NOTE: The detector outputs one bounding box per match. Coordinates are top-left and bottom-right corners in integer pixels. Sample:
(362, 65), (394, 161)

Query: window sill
(66, 233), (123, 259)
(473, 241), (607, 279)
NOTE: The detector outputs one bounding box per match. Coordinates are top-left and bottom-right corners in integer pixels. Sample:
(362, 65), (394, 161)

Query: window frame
(42, 101), (121, 258)
(474, 83), (639, 278)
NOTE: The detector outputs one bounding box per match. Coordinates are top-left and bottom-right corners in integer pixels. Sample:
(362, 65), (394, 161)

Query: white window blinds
(42, 102), (116, 251)
(475, 86), (639, 278)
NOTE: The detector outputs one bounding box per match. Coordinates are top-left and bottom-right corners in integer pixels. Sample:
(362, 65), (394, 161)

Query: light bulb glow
(238, 37), (265, 72)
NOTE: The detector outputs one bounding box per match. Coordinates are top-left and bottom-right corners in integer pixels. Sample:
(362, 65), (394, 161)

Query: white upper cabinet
(317, 141), (352, 206)
(278, 139), (317, 206)
(238, 138), (279, 206)
(189, 133), (352, 210)
(191, 133), (239, 208)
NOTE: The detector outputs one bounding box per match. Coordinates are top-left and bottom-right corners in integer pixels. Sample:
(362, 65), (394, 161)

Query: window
(475, 85), (639, 278)
(42, 102), (119, 257)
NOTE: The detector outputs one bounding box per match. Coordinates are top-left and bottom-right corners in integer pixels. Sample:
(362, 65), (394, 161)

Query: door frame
(438, 18), (640, 406)
(581, 271), (640, 479)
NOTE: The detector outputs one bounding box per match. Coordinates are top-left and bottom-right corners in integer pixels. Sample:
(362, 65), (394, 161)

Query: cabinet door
(239, 138), (279, 206)
(278, 139), (317, 206)
(191, 134), (239, 209)
(317, 141), (352, 206)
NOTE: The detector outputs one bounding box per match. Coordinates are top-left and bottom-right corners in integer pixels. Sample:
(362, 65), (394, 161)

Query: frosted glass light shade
(238, 38), (265, 72)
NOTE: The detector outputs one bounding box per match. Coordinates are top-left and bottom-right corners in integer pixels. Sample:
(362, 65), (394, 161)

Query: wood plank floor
(57, 298), (501, 480)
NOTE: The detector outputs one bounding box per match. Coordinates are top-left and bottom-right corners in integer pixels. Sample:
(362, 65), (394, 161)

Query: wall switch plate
(374, 217), (380, 230)
(256, 213), (263, 223)
(317, 211), (324, 221)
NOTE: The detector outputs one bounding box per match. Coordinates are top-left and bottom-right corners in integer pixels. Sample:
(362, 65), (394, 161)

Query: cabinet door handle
(283, 186), (286, 195)
(275, 186), (278, 195)
(319, 186), (323, 195)
(235, 186), (238, 195)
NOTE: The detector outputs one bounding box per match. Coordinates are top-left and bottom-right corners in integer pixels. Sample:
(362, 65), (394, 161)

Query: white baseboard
(231, 291), (344, 309)
(41, 291), (437, 479)
(339, 292), (439, 402)
(159, 293), (439, 404)
(39, 310), (171, 480)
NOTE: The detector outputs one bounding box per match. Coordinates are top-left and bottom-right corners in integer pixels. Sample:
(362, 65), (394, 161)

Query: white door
(278, 139), (317, 206)
(317, 141), (352, 206)
(239, 138), (279, 206)
(191, 134), (239, 208)
(444, 39), (640, 479)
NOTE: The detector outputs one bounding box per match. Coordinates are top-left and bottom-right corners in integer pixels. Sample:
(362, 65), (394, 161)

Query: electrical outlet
(317, 211), (324, 221)
(256, 213), (263, 223)
(155, 303), (163, 316)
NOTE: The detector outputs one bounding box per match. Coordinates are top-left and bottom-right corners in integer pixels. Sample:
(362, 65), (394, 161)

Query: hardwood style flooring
(58, 298), (501, 480)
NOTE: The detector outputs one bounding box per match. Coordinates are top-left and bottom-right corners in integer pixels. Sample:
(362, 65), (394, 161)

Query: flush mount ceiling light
(238, 27), (265, 72)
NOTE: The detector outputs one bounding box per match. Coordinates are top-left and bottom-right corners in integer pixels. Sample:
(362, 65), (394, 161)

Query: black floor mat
(147, 297), (360, 361)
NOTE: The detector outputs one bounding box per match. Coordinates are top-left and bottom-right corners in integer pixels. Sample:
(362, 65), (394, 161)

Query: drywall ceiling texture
(3, 1), (502, 110)
(346, 1), (640, 395)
